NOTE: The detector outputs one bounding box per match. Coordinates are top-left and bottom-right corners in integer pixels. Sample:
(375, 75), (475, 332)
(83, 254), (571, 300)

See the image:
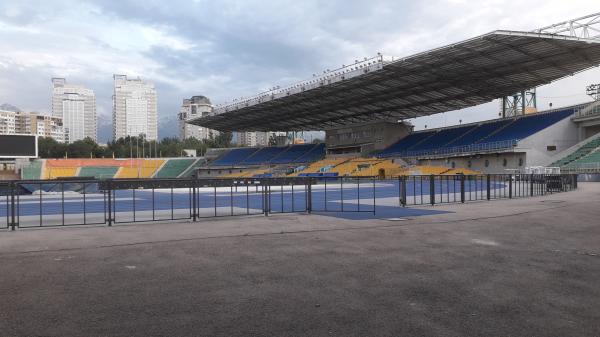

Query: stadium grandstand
(19, 158), (206, 180)
(187, 13), (600, 178)
(8, 13), (600, 180)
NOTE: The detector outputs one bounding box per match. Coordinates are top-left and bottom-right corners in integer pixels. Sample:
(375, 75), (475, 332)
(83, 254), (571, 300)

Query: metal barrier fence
(396, 174), (577, 206)
(0, 174), (577, 230)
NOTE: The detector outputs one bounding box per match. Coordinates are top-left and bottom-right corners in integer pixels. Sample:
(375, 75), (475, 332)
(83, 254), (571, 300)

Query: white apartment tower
(178, 95), (218, 140)
(51, 78), (96, 143)
(112, 74), (158, 141)
(235, 131), (269, 147)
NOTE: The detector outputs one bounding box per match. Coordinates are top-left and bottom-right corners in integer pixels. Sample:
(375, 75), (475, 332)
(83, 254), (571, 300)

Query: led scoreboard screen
(0, 135), (38, 158)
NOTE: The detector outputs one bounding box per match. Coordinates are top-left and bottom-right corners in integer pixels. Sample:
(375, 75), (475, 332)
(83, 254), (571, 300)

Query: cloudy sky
(1, 0), (599, 142)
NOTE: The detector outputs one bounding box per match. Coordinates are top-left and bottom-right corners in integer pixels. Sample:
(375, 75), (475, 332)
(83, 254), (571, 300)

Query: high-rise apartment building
(112, 74), (158, 141)
(0, 110), (17, 135)
(0, 110), (64, 142)
(235, 131), (269, 147)
(51, 78), (96, 143)
(177, 95), (218, 140)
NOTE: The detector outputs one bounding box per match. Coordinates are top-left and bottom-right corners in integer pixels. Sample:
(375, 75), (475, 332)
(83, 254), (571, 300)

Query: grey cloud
(1, 0), (597, 142)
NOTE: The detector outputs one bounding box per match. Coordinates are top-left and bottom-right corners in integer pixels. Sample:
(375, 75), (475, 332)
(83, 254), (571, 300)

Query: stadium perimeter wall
(417, 152), (525, 174)
(516, 116), (579, 167)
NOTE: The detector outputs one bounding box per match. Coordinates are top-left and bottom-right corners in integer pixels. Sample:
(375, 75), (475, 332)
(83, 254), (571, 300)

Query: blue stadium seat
(379, 131), (437, 157)
(212, 144), (327, 166)
(379, 107), (574, 157)
(242, 147), (288, 164)
(212, 148), (259, 166)
(444, 120), (513, 148)
(294, 143), (326, 163)
(481, 108), (574, 143)
(409, 125), (478, 154)
(270, 144), (315, 164)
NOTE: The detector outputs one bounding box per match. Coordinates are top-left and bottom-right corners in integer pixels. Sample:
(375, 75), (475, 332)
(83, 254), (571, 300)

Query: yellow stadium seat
(115, 160), (164, 178)
(290, 158), (349, 176)
(45, 167), (78, 179)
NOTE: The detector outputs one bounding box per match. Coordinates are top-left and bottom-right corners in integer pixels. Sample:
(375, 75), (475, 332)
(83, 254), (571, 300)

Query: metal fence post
(400, 176), (407, 207)
(10, 182), (16, 231)
(430, 175), (435, 206)
(307, 178), (312, 214)
(340, 178), (344, 212)
(460, 175), (465, 203)
(509, 175), (513, 199)
(192, 180), (197, 222)
(486, 175), (491, 200)
(372, 176), (376, 214)
(542, 175), (546, 195)
(107, 180), (112, 226)
(530, 173), (534, 196)
(264, 179), (270, 216)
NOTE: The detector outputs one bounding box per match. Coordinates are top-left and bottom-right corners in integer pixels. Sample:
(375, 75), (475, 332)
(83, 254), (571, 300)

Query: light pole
(140, 133), (145, 158)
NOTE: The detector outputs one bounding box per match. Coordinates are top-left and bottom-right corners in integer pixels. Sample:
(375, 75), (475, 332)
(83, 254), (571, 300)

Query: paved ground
(0, 183), (599, 337)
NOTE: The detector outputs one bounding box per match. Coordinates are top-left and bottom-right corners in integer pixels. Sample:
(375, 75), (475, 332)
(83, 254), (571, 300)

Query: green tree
(38, 137), (68, 158)
(213, 131), (233, 148)
(268, 135), (278, 146)
(37, 133), (238, 159)
(67, 138), (102, 158)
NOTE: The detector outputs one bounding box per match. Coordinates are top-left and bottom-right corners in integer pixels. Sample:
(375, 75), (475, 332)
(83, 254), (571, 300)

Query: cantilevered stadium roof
(190, 30), (600, 131)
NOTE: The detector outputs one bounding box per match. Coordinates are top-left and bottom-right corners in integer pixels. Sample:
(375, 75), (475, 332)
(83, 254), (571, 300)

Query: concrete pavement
(0, 183), (599, 336)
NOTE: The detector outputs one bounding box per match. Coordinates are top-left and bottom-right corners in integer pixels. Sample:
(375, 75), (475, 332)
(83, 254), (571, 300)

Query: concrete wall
(419, 152), (526, 174)
(196, 166), (263, 178)
(326, 121), (411, 155)
(582, 124), (600, 139)
(517, 117), (578, 167)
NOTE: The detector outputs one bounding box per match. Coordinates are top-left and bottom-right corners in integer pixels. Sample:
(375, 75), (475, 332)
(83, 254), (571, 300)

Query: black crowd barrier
(0, 174), (578, 230)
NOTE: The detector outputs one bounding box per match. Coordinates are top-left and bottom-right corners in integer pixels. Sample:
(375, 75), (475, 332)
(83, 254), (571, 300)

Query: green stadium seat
(180, 159), (206, 177)
(154, 159), (196, 178)
(551, 137), (600, 167)
(22, 160), (43, 180)
(78, 166), (119, 179)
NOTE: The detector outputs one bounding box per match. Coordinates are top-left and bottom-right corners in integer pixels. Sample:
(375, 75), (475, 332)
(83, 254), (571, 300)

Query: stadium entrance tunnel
(0, 174), (578, 230)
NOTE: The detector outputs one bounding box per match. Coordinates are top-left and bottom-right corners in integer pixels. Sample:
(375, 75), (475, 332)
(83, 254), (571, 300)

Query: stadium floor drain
(540, 200), (565, 204)
(383, 218), (410, 221)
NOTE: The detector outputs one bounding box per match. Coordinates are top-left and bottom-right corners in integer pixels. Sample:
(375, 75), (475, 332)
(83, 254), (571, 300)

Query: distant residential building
(235, 131), (269, 147)
(256, 132), (269, 146)
(112, 74), (158, 141)
(0, 110), (64, 142)
(51, 78), (96, 143)
(177, 96), (219, 140)
(0, 110), (17, 134)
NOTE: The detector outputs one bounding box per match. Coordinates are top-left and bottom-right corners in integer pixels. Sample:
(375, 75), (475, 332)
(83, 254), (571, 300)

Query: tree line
(37, 132), (233, 159)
